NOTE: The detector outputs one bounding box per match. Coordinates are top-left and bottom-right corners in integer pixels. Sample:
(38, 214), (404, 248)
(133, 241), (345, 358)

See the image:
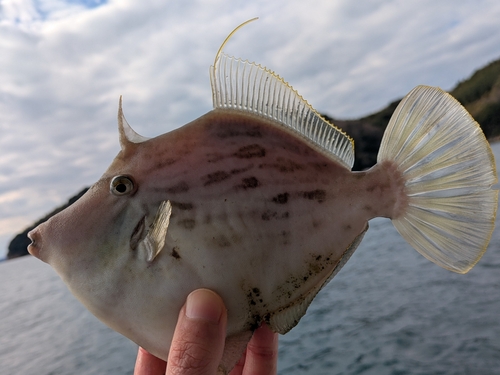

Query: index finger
(134, 347), (167, 375)
(230, 323), (278, 375)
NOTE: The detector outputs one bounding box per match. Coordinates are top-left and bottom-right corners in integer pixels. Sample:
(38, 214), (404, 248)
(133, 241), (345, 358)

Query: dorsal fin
(209, 52), (355, 169)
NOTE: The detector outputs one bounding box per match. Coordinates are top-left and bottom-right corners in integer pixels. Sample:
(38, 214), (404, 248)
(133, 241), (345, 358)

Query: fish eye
(110, 175), (136, 196)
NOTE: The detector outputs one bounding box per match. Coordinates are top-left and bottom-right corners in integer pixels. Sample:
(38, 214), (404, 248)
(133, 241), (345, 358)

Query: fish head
(27, 103), (174, 323)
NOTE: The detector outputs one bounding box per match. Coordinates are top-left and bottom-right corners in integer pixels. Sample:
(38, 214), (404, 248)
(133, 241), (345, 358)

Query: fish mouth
(27, 228), (43, 260)
(130, 216), (146, 250)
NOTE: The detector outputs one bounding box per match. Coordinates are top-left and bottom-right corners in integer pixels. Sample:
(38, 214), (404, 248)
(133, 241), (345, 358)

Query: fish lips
(27, 227), (43, 261)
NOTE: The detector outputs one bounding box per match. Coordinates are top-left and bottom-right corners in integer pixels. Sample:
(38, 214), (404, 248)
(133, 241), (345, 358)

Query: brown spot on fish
(207, 153), (225, 163)
(234, 144), (266, 159)
(213, 235), (231, 248)
(229, 233), (243, 245)
(239, 177), (260, 189)
(310, 162), (329, 171)
(179, 219), (196, 230)
(203, 171), (231, 186)
(244, 286), (266, 315)
(249, 315), (262, 330)
(259, 158), (304, 173)
(230, 164), (254, 175)
(277, 138), (313, 156)
(246, 129), (262, 138)
(170, 201), (194, 210)
(203, 214), (212, 224)
(272, 193), (289, 204)
(308, 260), (325, 275)
(281, 230), (291, 245)
(261, 210), (289, 221)
(263, 313), (271, 325)
(155, 158), (177, 169)
(215, 126), (262, 139)
(261, 211), (276, 221)
(300, 189), (326, 203)
(167, 181), (190, 194)
(171, 247), (181, 259)
(353, 173), (365, 180)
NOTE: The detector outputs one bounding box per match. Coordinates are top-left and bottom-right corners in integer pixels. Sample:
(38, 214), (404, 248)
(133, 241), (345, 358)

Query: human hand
(133, 288), (278, 375)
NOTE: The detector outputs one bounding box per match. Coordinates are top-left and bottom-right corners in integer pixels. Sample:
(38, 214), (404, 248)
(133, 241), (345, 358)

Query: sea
(1, 143), (500, 375)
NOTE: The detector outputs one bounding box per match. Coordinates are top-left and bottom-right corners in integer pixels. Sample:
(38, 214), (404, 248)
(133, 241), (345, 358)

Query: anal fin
(218, 330), (253, 374)
(267, 225), (368, 334)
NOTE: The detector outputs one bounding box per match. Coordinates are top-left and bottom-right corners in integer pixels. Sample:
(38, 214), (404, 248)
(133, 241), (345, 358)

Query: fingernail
(185, 289), (224, 323)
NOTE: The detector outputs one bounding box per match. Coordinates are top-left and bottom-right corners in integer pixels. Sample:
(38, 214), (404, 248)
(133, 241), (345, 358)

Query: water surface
(1, 144), (500, 375)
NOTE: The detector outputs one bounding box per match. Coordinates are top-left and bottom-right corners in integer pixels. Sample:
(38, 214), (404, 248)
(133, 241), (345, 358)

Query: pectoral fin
(138, 200), (172, 262)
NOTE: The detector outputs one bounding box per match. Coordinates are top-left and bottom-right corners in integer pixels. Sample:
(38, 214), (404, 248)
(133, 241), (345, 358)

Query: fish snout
(27, 225), (47, 262)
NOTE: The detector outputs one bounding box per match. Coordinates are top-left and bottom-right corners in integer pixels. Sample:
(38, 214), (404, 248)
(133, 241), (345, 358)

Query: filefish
(27, 20), (497, 373)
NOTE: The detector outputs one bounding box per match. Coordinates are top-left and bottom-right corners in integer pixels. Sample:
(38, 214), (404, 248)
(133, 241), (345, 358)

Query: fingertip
(244, 323), (279, 375)
(167, 289), (227, 374)
(253, 323), (278, 342)
(185, 288), (226, 323)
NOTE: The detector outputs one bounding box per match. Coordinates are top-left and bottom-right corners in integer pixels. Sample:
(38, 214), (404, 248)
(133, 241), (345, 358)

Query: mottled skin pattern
(28, 109), (406, 368)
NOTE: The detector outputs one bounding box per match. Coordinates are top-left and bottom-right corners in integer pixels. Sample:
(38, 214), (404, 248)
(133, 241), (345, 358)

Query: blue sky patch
(66, 0), (108, 8)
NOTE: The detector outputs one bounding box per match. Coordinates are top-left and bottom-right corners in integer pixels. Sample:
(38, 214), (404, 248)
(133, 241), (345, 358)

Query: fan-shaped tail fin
(378, 85), (498, 273)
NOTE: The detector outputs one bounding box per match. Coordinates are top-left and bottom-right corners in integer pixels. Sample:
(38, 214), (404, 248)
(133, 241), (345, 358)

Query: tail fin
(378, 85), (498, 274)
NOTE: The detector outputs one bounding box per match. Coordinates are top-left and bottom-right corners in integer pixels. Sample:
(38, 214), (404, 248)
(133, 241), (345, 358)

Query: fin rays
(137, 200), (172, 262)
(210, 52), (355, 169)
(379, 86), (498, 273)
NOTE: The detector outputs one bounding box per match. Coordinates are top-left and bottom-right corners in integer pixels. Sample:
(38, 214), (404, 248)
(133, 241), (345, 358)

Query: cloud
(1, 0), (500, 258)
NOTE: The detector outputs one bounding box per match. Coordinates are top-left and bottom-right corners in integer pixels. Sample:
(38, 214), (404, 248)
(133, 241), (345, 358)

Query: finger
(228, 349), (246, 375)
(134, 347), (167, 375)
(238, 323), (278, 375)
(166, 289), (227, 375)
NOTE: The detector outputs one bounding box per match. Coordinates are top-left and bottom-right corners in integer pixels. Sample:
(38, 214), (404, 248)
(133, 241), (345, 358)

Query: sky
(1, 0), (500, 259)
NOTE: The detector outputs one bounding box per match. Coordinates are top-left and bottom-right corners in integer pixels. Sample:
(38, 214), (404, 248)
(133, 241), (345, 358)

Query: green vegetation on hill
(330, 57), (500, 170)
(452, 60), (500, 106)
(451, 59), (500, 138)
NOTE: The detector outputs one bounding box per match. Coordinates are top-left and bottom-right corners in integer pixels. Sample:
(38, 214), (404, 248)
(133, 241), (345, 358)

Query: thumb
(167, 289), (227, 375)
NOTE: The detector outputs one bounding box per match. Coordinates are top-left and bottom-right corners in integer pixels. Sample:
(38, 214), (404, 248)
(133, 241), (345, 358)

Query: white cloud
(1, 0), (500, 258)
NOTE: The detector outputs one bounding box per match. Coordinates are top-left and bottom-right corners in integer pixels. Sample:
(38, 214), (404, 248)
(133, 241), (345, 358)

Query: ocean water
(1, 144), (500, 375)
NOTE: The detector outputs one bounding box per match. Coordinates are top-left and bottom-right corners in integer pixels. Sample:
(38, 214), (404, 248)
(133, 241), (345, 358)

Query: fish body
(27, 22), (497, 373)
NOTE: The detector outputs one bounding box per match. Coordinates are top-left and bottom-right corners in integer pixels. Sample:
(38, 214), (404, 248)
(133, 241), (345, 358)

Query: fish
(27, 19), (498, 374)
